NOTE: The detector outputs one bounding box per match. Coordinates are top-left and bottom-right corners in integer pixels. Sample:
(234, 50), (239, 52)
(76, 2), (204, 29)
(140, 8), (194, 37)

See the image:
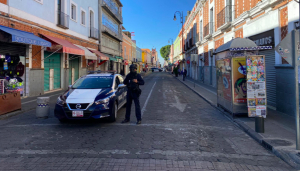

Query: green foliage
(160, 45), (171, 62)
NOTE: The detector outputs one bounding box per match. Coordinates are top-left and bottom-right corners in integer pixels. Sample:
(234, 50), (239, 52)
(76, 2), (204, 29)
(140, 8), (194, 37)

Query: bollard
(36, 97), (50, 118)
(255, 116), (264, 133)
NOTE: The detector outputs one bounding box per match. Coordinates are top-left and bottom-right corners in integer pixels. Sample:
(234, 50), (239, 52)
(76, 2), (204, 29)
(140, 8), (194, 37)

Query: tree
(160, 45), (171, 62)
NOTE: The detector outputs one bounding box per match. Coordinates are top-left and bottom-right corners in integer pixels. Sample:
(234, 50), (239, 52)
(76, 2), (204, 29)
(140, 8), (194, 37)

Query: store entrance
(44, 52), (61, 92)
(69, 55), (79, 85)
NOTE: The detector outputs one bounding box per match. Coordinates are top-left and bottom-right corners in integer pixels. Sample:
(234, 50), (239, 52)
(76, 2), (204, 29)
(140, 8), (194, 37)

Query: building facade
(173, 0), (299, 115)
(99, 0), (123, 72)
(136, 46), (142, 73)
(122, 32), (132, 75)
(0, 0), (102, 97)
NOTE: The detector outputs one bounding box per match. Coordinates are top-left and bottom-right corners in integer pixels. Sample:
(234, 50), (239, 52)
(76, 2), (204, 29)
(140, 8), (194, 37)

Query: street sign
(275, 30), (299, 66)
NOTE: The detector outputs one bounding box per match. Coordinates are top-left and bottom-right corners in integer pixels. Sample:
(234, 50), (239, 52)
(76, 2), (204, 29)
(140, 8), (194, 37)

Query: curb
(172, 74), (299, 169)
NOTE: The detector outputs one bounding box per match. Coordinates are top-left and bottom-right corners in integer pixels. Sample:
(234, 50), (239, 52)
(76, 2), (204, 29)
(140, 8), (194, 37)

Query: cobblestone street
(0, 73), (294, 171)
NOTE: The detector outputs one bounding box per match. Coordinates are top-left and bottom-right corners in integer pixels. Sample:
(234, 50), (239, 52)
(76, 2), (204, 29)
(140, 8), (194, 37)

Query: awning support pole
(42, 47), (63, 61)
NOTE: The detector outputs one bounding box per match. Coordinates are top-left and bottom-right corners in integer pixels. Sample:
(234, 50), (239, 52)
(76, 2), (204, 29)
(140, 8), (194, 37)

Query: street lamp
(173, 11), (184, 70)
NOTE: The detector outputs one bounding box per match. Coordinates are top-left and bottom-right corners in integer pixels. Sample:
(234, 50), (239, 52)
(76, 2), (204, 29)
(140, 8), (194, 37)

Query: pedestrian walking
(183, 69), (187, 81)
(178, 68), (181, 76)
(122, 64), (145, 125)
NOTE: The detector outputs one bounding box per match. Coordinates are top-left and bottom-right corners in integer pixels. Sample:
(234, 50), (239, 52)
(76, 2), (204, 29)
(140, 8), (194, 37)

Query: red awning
(88, 49), (109, 61)
(41, 34), (84, 55)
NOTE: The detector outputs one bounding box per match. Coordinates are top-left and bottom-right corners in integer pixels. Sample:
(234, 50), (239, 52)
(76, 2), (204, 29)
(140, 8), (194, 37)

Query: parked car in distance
(54, 71), (127, 123)
(151, 68), (160, 72)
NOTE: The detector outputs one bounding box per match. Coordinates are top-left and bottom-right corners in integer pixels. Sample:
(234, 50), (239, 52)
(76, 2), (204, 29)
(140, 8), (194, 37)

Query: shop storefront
(41, 34), (84, 90)
(68, 54), (79, 85)
(0, 26), (51, 97)
(88, 49), (109, 72)
(0, 25), (51, 115)
(75, 44), (97, 74)
(248, 30), (276, 108)
(44, 52), (61, 91)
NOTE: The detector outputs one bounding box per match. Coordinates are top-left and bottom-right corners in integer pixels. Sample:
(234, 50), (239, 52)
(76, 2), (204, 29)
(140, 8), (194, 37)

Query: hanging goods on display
(246, 55), (267, 118)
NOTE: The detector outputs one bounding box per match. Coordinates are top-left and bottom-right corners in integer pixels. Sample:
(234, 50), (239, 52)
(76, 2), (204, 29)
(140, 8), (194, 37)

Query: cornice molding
(212, 29), (222, 38)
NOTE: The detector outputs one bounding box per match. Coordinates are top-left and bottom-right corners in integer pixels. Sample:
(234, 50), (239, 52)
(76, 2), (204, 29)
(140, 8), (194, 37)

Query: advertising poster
(248, 107), (256, 117)
(217, 60), (225, 98)
(256, 98), (266, 106)
(232, 57), (247, 104)
(247, 82), (256, 90)
(247, 90), (255, 98)
(256, 81), (265, 90)
(248, 98), (256, 107)
(223, 74), (232, 102)
(256, 106), (266, 118)
(246, 56), (267, 118)
(222, 59), (232, 102)
(256, 90), (266, 98)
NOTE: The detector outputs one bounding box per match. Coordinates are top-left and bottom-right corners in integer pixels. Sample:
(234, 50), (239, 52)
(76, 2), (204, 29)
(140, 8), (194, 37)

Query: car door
(118, 75), (126, 104)
(114, 76), (123, 106)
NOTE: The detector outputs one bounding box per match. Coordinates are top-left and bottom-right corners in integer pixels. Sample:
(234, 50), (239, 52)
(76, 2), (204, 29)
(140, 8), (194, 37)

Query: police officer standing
(122, 64), (145, 124)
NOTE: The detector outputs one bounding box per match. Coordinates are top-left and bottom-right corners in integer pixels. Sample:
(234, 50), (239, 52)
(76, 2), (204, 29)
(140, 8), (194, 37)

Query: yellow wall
(142, 51), (145, 63)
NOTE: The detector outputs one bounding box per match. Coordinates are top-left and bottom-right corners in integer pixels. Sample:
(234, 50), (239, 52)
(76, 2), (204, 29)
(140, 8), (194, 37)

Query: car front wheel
(109, 101), (117, 122)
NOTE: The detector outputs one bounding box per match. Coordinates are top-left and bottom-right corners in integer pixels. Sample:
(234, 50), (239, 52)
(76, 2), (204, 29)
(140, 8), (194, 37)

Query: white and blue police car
(54, 71), (127, 122)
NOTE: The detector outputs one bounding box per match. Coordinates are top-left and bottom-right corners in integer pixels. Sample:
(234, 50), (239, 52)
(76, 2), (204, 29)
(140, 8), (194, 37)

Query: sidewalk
(0, 89), (66, 120)
(173, 73), (300, 169)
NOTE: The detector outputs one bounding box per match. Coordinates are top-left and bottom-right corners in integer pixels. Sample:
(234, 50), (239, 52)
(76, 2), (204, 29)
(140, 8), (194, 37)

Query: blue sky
(121, 0), (196, 64)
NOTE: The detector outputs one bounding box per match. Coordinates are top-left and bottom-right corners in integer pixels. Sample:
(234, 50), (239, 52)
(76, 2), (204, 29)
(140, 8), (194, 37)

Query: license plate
(72, 111), (84, 117)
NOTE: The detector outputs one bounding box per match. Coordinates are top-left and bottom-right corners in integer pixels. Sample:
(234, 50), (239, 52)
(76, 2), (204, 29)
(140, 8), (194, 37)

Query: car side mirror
(118, 84), (126, 89)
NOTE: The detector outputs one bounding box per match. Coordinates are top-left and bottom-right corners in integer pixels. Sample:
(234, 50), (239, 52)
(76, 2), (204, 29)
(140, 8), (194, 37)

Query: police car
(54, 71), (127, 122)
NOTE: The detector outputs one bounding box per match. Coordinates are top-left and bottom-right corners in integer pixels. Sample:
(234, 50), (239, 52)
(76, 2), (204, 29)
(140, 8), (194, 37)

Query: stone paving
(0, 72), (294, 170)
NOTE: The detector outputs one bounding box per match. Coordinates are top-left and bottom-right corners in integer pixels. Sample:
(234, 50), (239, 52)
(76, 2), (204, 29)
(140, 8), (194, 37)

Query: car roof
(85, 73), (116, 77)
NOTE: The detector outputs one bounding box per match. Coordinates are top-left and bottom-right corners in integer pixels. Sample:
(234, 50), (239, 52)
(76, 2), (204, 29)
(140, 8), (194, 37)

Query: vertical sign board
(246, 55), (267, 118)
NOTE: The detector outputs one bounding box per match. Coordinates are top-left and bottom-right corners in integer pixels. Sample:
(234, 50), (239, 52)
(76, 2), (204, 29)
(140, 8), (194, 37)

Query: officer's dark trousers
(125, 91), (142, 121)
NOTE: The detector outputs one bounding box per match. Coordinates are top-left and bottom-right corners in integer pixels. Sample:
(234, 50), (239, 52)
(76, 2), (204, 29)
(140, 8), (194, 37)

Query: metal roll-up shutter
(44, 52), (61, 91)
(259, 49), (276, 108)
(0, 42), (26, 56)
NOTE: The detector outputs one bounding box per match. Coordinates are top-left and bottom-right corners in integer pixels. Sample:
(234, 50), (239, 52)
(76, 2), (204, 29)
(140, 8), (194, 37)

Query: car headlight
(56, 96), (65, 106)
(95, 97), (110, 105)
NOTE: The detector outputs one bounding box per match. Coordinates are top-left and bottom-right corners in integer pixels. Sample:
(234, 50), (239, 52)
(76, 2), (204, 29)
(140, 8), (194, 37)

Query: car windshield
(72, 76), (113, 89)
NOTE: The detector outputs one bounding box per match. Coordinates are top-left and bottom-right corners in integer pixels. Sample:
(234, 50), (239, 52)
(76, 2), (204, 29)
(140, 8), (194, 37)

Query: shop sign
(248, 30), (274, 47)
(275, 30), (299, 66)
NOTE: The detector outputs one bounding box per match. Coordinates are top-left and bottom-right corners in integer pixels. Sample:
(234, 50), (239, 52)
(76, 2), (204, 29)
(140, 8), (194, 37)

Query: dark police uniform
(123, 70), (144, 122)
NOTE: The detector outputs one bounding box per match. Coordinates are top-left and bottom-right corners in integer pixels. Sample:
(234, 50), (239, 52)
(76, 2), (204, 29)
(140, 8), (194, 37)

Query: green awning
(115, 56), (123, 59)
(104, 53), (117, 62)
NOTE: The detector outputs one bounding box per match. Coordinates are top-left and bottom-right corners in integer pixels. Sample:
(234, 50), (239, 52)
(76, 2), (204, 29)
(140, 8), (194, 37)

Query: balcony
(89, 27), (99, 40)
(217, 5), (234, 30)
(57, 11), (69, 29)
(204, 22), (214, 39)
(100, 45), (120, 56)
(102, 0), (123, 24)
(102, 22), (123, 41)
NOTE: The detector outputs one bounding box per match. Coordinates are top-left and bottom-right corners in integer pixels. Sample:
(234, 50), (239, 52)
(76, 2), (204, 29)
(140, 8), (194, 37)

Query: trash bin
(36, 97), (50, 118)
